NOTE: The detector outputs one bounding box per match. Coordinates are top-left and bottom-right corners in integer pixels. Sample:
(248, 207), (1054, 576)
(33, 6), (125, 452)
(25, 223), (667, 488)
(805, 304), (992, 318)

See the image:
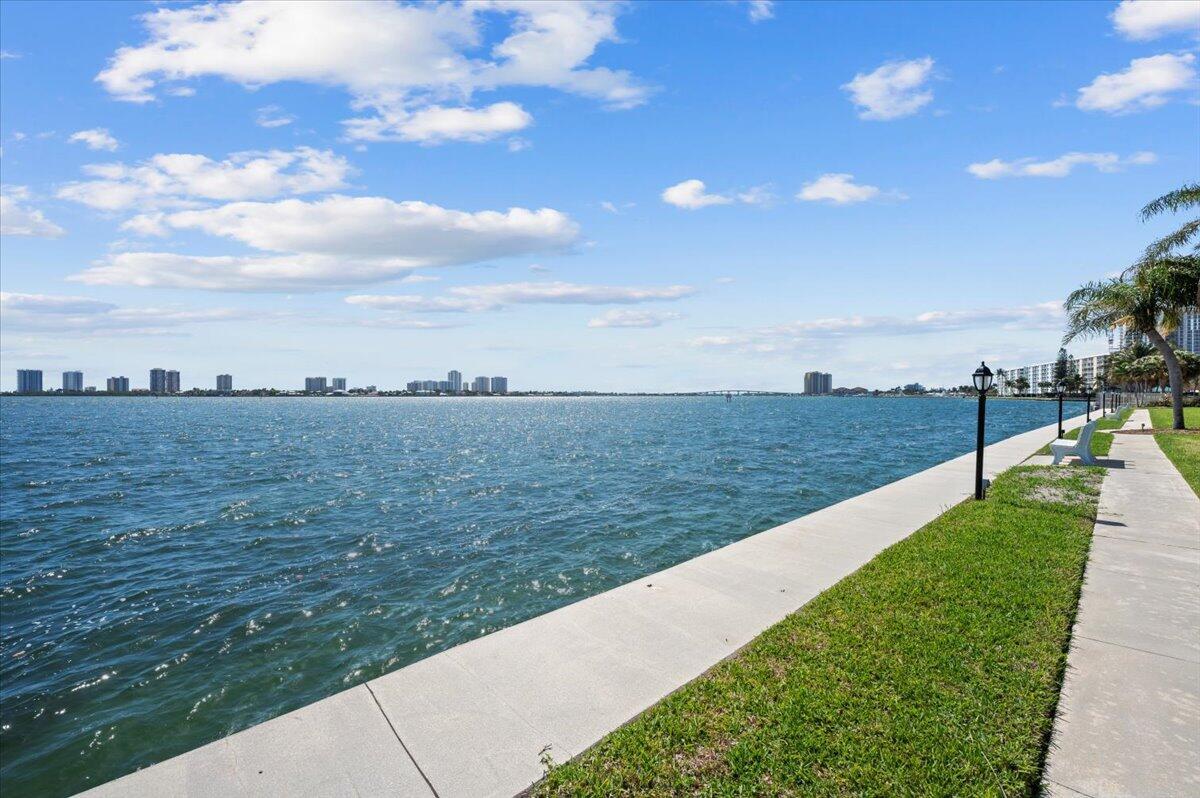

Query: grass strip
(533, 466), (1103, 797)
(1148, 406), (1200, 497)
(1034, 406), (1131, 457)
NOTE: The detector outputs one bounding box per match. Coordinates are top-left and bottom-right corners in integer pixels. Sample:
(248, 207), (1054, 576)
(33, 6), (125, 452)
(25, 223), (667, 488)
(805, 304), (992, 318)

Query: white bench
(1050, 419), (1099, 465)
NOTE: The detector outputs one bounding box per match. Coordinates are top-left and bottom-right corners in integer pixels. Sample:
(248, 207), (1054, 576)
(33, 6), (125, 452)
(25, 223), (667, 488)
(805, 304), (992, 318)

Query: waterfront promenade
(1043, 409), (1200, 797)
(77, 413), (1093, 797)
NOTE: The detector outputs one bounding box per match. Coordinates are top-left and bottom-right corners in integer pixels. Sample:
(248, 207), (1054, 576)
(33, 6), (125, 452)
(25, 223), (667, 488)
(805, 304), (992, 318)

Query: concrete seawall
(77, 413), (1090, 798)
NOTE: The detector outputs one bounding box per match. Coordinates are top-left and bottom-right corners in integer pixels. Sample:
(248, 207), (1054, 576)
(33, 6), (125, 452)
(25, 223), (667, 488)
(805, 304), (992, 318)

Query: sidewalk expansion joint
(364, 682), (441, 798)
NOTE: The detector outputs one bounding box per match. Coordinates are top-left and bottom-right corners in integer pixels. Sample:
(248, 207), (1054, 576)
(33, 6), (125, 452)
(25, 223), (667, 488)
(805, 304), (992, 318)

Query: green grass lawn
(533, 466), (1103, 797)
(1148, 406), (1200, 497)
(1034, 405), (1131, 457)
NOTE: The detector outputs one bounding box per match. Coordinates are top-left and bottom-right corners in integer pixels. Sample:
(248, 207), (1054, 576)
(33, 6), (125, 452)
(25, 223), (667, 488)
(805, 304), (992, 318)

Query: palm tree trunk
(1145, 328), (1186, 429)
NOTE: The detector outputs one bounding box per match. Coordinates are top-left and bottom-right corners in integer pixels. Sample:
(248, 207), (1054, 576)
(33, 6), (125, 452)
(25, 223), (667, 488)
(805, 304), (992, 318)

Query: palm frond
(1141, 183), (1200, 221)
(1142, 218), (1200, 259)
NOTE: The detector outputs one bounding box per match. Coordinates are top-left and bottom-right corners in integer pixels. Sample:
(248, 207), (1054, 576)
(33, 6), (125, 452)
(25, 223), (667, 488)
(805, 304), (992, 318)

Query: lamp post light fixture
(1056, 381), (1065, 439)
(972, 362), (993, 501)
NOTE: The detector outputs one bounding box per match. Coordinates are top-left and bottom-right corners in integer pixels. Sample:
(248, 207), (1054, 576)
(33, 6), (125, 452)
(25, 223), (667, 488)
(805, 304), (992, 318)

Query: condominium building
(150, 368), (167, 393)
(216, 374), (233, 392)
(437, 380), (452, 392)
(167, 370), (180, 394)
(803, 371), (832, 395)
(472, 376), (490, 393)
(448, 370), (462, 392)
(998, 353), (1108, 395)
(1110, 307), (1200, 354)
(305, 377), (328, 393)
(62, 371), (84, 392)
(490, 376), (508, 394)
(16, 369), (43, 393)
(405, 380), (421, 393)
(107, 376), (130, 393)
(331, 377), (347, 391)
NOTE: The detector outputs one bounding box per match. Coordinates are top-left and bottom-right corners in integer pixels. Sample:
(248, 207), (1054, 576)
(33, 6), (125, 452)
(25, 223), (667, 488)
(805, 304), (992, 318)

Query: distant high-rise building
(330, 377), (347, 391)
(150, 368), (168, 393)
(804, 371), (832, 395)
(447, 370), (462, 392)
(1110, 308), (1199, 354)
(472, 375), (490, 393)
(437, 380), (451, 392)
(167, 370), (181, 394)
(62, 371), (84, 392)
(421, 380), (439, 392)
(305, 377), (328, 393)
(17, 369), (43, 393)
(216, 374), (233, 392)
(107, 376), (130, 393)
(406, 380), (421, 393)
(490, 376), (508, 394)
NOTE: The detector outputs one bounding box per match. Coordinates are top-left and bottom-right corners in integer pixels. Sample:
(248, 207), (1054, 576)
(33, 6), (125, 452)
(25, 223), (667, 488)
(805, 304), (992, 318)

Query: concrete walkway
(79, 414), (1090, 798)
(1043, 409), (1200, 798)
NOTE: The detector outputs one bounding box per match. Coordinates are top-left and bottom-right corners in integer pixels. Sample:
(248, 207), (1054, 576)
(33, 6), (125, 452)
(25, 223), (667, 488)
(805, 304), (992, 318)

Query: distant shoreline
(0, 392), (1093, 401)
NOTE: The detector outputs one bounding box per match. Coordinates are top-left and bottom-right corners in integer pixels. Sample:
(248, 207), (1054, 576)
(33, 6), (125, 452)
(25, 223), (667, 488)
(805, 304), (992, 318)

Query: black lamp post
(1056, 381), (1065, 438)
(973, 362), (993, 500)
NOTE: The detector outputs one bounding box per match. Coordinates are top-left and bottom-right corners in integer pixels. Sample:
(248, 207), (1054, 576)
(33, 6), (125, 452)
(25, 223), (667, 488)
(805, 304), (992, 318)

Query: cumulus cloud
(68, 128), (119, 151)
(842, 57), (935, 120)
(347, 281), (695, 313)
(691, 302), (1064, 354)
(662, 179), (732, 209)
(255, 105), (295, 128)
(1075, 53), (1197, 113)
(588, 309), (681, 328)
(58, 147), (351, 211)
(0, 186), (66, 237)
(344, 101), (532, 144)
(96, 1), (647, 144)
(1111, 1), (1200, 40)
(797, 173), (883, 204)
(746, 1), (775, 23)
(662, 178), (774, 210)
(967, 150), (1157, 179)
(0, 291), (239, 335)
(72, 196), (580, 291)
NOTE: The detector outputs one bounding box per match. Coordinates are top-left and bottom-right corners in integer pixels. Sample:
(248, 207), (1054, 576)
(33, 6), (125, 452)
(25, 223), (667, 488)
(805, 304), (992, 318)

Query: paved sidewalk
(1043, 409), (1200, 798)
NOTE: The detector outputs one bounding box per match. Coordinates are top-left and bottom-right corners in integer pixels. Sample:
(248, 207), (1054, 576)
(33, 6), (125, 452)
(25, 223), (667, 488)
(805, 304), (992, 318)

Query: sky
(1, 0), (1198, 392)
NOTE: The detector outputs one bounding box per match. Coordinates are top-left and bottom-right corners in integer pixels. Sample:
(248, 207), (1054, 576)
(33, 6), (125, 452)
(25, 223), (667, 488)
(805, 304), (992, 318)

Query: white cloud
(0, 291), (239, 335)
(0, 50), (21, 59)
(842, 57), (935, 120)
(1111, 1), (1200, 40)
(346, 281), (695, 313)
(1075, 53), (1197, 113)
(344, 101), (532, 144)
(746, 1), (775, 23)
(255, 105), (295, 128)
(588, 309), (681, 328)
(690, 302), (1064, 354)
(68, 128), (120, 151)
(662, 179), (732, 209)
(73, 196), (580, 291)
(96, 1), (647, 144)
(797, 173), (881, 205)
(967, 150), (1157, 179)
(661, 181), (770, 210)
(58, 147), (351, 211)
(0, 186), (66, 237)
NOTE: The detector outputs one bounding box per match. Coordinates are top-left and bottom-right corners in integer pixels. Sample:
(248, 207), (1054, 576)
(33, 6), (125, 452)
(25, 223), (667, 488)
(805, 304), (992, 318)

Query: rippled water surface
(0, 396), (1079, 795)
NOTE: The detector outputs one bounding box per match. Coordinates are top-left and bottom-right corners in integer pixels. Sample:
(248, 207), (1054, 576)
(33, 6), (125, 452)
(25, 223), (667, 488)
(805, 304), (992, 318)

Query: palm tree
(1065, 264), (1194, 429)
(1012, 375), (1029, 395)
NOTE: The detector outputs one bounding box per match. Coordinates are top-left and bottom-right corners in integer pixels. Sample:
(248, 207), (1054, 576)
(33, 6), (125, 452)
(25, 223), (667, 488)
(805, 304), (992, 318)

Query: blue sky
(1, 0), (1197, 392)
